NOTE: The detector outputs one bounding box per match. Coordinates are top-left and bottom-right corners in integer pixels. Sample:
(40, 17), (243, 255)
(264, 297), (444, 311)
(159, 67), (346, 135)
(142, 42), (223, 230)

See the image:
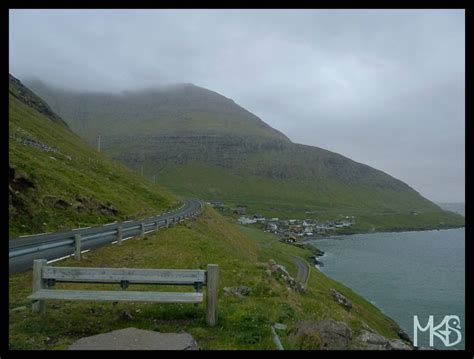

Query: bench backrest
(32, 260), (219, 326)
(42, 266), (206, 285)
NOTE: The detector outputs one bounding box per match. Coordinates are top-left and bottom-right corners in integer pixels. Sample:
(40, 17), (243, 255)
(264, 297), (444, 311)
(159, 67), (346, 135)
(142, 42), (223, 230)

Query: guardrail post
(206, 264), (219, 326)
(32, 259), (47, 313)
(74, 234), (82, 261)
(155, 221), (159, 232)
(140, 223), (145, 238)
(117, 226), (123, 245)
(165, 218), (169, 228)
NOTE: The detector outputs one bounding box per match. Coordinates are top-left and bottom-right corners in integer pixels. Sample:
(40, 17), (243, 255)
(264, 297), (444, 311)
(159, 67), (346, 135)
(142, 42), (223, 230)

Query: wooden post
(206, 264), (219, 326)
(74, 234), (81, 261)
(140, 223), (145, 238)
(117, 226), (123, 245)
(32, 259), (46, 313)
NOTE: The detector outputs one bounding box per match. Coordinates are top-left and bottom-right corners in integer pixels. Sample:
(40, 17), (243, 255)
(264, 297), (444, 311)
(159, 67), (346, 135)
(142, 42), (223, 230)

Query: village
(207, 201), (356, 243)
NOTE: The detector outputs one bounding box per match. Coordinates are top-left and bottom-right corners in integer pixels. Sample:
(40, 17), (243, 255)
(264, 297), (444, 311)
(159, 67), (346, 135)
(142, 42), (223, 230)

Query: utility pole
(97, 134), (101, 152)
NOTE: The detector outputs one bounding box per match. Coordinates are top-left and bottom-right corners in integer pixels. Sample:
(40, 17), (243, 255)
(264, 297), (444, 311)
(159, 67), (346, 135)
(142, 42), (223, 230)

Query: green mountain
(26, 79), (464, 232)
(9, 75), (178, 237)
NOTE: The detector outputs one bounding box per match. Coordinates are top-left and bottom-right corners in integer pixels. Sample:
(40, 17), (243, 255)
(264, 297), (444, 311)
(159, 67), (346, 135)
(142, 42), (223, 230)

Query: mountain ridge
(24, 77), (464, 231)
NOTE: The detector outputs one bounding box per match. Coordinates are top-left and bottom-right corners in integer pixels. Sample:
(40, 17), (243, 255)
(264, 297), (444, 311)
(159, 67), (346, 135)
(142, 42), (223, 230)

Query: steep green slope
(26, 80), (289, 141)
(26, 80), (464, 231)
(9, 206), (406, 350)
(9, 75), (178, 237)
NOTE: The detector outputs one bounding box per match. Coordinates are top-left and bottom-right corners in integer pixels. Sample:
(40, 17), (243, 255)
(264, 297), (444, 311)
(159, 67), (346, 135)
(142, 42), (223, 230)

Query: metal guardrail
(9, 199), (204, 273)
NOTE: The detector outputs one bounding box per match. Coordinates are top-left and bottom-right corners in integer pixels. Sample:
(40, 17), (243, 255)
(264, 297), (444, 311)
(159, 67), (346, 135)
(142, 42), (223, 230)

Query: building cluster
(207, 200), (355, 241)
(237, 215), (355, 241)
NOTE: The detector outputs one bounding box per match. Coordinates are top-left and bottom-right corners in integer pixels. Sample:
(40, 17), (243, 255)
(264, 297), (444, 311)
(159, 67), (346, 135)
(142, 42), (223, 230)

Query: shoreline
(303, 225), (465, 242)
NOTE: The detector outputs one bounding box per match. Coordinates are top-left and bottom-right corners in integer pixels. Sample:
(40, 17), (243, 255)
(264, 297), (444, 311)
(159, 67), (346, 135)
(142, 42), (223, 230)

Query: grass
(9, 207), (402, 350)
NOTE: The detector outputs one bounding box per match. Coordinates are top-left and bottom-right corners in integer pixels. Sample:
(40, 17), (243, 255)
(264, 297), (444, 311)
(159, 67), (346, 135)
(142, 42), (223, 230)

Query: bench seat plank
(28, 290), (203, 303)
(42, 267), (206, 285)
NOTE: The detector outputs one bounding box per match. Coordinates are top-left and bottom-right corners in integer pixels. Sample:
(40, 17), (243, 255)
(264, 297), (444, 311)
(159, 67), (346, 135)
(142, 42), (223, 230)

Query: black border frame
(3, 1), (471, 357)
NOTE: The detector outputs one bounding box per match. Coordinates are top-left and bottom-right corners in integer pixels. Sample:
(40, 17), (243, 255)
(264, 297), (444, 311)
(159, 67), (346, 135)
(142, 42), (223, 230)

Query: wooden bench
(28, 259), (219, 326)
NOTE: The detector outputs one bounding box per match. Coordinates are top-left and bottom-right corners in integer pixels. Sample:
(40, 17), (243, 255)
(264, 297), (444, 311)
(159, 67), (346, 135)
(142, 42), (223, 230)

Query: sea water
(307, 228), (465, 350)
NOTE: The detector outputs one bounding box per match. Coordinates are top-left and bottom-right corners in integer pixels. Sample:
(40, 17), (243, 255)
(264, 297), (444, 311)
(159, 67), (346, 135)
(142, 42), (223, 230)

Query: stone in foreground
(289, 319), (353, 350)
(68, 327), (198, 350)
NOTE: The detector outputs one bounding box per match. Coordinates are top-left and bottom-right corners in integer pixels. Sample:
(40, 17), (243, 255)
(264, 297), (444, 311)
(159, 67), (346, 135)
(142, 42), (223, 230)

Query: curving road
(9, 198), (203, 273)
(291, 255), (310, 286)
(259, 237), (310, 285)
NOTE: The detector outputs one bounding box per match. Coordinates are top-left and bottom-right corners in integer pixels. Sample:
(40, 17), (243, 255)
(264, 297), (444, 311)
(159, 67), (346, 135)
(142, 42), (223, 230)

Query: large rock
(355, 330), (391, 350)
(329, 289), (352, 310)
(223, 286), (252, 298)
(289, 320), (352, 350)
(313, 248), (325, 256)
(309, 255), (324, 267)
(68, 327), (199, 350)
(268, 259), (306, 293)
(9, 166), (35, 191)
(396, 328), (412, 343)
(389, 339), (412, 350)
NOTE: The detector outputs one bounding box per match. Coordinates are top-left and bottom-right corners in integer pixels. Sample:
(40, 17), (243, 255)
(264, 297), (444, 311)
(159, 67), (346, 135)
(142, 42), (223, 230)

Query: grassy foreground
(9, 207), (402, 350)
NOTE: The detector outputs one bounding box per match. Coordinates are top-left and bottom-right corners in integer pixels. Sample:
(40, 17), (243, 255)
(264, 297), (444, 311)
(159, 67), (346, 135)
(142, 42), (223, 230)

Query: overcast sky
(9, 9), (465, 203)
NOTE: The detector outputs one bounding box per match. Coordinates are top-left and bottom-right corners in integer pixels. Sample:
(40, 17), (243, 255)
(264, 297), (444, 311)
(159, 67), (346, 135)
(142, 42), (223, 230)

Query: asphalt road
(291, 255), (310, 285)
(9, 198), (203, 273)
(259, 237), (310, 285)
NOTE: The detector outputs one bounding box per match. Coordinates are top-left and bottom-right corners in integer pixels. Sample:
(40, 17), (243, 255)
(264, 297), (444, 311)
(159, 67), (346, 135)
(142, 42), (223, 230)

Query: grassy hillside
(26, 79), (464, 231)
(9, 206), (404, 350)
(156, 163), (464, 232)
(9, 75), (178, 237)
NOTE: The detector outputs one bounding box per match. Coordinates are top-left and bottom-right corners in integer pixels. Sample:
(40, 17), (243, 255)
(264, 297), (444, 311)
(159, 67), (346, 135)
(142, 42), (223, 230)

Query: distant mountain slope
(9, 75), (67, 126)
(435, 202), (465, 217)
(26, 80), (290, 141)
(26, 79), (464, 231)
(9, 75), (178, 237)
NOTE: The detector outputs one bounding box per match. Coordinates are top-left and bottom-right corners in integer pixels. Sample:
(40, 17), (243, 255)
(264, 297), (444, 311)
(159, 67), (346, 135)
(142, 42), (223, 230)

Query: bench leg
(206, 264), (219, 326)
(32, 259), (47, 314)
